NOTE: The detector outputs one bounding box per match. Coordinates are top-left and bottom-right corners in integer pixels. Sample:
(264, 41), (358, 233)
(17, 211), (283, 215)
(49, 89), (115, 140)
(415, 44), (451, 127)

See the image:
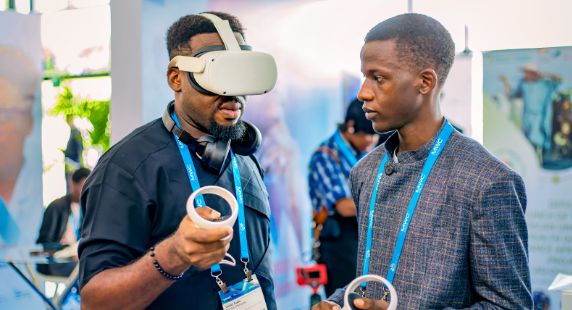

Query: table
(0, 246), (79, 309)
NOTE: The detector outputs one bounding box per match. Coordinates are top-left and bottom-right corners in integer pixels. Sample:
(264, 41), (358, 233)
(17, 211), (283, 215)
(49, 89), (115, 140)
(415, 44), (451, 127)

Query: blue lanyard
(362, 121), (454, 286)
(333, 130), (359, 166)
(230, 153), (250, 262)
(69, 207), (82, 241)
(171, 112), (250, 274)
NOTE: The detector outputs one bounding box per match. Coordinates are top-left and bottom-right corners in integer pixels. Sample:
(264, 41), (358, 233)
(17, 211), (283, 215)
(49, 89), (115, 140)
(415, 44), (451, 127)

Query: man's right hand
(156, 206), (233, 273)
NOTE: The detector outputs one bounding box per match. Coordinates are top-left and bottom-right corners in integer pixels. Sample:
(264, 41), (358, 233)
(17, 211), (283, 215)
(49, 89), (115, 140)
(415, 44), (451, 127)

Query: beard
(208, 120), (246, 141)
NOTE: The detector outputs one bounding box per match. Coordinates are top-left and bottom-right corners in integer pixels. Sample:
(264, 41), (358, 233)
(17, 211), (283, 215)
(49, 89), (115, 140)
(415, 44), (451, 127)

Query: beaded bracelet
(149, 246), (185, 281)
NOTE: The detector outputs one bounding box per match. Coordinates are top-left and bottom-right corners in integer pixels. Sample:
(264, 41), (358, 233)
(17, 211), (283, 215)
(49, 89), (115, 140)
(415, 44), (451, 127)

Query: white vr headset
(168, 13), (277, 97)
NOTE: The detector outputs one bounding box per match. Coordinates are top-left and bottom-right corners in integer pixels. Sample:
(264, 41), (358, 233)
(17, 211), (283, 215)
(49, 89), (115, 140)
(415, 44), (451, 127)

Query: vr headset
(168, 13), (277, 97)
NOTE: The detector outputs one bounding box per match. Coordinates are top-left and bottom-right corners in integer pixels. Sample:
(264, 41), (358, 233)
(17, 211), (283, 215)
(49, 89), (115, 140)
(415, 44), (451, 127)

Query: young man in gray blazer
(314, 13), (532, 310)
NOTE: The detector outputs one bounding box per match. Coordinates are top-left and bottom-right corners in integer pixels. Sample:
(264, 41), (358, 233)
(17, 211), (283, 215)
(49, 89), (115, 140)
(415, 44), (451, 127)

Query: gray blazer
(328, 128), (532, 309)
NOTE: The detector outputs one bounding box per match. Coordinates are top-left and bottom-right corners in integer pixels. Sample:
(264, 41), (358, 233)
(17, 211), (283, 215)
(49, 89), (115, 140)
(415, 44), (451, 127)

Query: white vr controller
(186, 185), (238, 229)
(186, 185), (239, 266)
(343, 274), (398, 310)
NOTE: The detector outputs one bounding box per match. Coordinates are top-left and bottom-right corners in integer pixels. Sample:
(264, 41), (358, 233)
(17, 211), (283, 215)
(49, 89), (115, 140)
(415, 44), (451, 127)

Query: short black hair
(166, 11), (245, 59)
(340, 98), (375, 135)
(365, 13), (455, 86)
(72, 167), (91, 183)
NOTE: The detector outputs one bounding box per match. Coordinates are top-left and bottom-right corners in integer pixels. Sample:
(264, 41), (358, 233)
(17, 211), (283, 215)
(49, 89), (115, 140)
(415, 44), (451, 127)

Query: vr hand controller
(343, 275), (398, 310)
(186, 185), (238, 266)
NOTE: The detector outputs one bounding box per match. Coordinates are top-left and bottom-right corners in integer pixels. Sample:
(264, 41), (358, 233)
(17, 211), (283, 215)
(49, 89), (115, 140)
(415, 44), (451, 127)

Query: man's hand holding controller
(153, 186), (238, 275)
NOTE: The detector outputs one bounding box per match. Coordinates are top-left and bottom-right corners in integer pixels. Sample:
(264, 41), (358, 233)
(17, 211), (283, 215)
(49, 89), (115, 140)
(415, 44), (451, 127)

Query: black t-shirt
(78, 118), (276, 309)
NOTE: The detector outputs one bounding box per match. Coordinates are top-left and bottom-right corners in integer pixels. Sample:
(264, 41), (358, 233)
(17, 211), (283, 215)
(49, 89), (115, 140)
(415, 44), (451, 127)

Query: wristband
(149, 246), (185, 281)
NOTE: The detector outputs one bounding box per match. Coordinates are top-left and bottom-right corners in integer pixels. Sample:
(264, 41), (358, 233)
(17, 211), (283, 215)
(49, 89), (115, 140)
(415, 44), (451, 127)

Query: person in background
(37, 167), (91, 246)
(0, 45), (42, 246)
(308, 98), (379, 297)
(314, 13), (531, 309)
(36, 167), (91, 276)
(64, 115), (84, 192)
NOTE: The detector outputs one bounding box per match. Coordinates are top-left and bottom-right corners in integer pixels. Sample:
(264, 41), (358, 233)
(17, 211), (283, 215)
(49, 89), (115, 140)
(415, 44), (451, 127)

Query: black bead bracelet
(149, 246), (185, 281)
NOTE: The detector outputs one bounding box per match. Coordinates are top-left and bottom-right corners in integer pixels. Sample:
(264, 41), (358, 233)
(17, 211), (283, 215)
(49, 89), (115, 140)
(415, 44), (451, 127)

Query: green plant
(50, 86), (111, 151)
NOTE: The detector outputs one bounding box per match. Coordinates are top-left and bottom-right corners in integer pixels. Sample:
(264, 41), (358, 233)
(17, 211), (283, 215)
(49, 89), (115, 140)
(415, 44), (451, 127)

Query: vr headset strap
(200, 13), (241, 51)
(168, 56), (205, 72)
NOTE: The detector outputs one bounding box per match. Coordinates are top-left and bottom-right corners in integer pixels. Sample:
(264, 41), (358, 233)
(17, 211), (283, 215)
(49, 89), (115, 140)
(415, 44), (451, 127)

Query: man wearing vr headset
(79, 12), (277, 309)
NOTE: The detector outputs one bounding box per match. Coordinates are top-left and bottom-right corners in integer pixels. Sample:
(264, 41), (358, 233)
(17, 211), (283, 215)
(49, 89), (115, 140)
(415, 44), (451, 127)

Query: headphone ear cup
(200, 137), (231, 173)
(232, 121), (262, 156)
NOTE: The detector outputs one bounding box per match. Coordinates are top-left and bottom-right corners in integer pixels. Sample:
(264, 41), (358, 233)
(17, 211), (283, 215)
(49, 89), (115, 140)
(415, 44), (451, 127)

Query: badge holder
(343, 274), (398, 310)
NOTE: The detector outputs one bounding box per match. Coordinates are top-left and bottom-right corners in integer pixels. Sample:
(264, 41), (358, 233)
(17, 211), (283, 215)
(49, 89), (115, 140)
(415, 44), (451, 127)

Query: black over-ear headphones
(162, 102), (261, 174)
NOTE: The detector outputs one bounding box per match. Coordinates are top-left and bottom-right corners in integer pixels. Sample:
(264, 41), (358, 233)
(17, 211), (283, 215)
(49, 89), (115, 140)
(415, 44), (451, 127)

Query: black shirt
(36, 194), (77, 276)
(78, 118), (276, 309)
(37, 194), (73, 245)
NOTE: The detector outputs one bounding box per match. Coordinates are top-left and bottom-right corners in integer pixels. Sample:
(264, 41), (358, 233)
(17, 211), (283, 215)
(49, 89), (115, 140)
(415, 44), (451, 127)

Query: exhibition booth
(1, 0), (571, 309)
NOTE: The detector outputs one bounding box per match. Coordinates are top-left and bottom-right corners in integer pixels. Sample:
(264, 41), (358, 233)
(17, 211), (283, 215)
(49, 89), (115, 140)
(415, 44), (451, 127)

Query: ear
(167, 67), (183, 92)
(418, 68), (438, 95)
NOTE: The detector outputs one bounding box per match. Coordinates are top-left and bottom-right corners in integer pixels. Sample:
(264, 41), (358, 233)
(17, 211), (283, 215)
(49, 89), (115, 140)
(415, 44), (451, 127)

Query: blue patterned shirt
(308, 130), (361, 214)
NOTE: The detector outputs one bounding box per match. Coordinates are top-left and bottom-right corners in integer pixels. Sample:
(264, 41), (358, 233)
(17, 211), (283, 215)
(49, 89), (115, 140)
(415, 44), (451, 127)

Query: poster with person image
(483, 46), (572, 308)
(484, 47), (572, 170)
(0, 12), (44, 247)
